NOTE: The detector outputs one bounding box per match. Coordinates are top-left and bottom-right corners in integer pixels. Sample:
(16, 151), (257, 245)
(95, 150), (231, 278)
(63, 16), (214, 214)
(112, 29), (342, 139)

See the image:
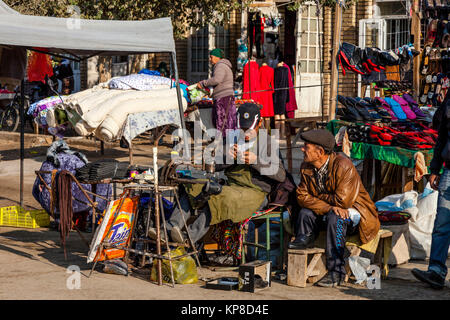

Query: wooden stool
(374, 229), (393, 279)
(287, 248), (327, 288)
(344, 229), (393, 282)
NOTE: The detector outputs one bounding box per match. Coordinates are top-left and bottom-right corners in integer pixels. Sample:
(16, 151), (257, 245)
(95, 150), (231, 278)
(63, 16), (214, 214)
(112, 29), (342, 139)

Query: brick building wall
(322, 0), (373, 117)
(80, 0), (375, 115)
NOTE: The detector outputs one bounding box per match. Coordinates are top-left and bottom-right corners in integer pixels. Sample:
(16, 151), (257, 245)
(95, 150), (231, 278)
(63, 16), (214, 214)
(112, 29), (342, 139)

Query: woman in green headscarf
(197, 48), (236, 136)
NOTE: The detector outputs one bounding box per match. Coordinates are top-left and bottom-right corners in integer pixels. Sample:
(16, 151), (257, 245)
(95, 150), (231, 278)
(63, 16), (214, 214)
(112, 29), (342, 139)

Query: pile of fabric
(29, 73), (190, 142)
(337, 94), (432, 123)
(27, 95), (68, 137)
(344, 122), (438, 149)
(75, 159), (130, 182)
(32, 141), (112, 219)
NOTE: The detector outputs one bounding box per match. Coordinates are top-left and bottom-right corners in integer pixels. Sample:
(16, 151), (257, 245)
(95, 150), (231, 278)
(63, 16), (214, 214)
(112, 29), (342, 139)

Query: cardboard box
(238, 260), (271, 293)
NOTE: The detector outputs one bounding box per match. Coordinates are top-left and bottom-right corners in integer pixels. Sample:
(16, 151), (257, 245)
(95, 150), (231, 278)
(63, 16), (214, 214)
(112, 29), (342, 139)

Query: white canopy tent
(0, 0), (175, 56)
(0, 0), (188, 206)
(0, 0), (19, 14)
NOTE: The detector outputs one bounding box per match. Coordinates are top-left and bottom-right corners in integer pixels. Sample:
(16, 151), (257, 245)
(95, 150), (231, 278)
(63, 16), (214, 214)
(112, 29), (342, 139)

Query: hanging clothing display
(242, 60), (261, 103)
(27, 49), (54, 83)
(284, 64), (298, 119)
(248, 12), (263, 58)
(258, 64), (274, 117)
(273, 65), (290, 115)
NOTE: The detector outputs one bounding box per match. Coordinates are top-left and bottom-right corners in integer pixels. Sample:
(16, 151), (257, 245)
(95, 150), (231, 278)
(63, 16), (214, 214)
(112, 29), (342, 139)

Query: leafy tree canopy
(5, 0), (252, 38)
(5, 0), (349, 38)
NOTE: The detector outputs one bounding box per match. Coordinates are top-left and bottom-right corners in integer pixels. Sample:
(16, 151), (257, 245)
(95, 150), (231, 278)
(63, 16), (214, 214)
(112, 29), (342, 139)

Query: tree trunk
(98, 56), (112, 83)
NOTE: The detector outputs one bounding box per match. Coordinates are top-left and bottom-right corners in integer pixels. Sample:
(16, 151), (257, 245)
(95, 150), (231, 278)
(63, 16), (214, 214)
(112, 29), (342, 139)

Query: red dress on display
(242, 61), (261, 103)
(258, 65), (274, 117)
(284, 64), (298, 118)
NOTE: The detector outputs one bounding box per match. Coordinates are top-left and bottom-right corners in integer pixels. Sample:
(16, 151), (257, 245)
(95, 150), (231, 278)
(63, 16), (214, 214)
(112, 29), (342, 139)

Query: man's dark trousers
(294, 208), (359, 276)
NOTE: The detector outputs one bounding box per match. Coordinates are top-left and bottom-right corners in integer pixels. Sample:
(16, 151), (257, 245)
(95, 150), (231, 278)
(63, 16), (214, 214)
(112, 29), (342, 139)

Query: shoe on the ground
(288, 233), (315, 250)
(170, 226), (185, 244)
(254, 275), (269, 289)
(147, 227), (167, 244)
(316, 272), (342, 288)
(411, 268), (445, 289)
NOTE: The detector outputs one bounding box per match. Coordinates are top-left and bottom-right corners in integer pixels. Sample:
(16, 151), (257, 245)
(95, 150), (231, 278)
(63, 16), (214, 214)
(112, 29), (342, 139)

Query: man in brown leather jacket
(290, 129), (379, 287)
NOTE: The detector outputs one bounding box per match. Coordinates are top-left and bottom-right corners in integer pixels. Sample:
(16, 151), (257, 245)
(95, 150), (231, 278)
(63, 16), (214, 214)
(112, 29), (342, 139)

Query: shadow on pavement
(0, 228), (91, 271)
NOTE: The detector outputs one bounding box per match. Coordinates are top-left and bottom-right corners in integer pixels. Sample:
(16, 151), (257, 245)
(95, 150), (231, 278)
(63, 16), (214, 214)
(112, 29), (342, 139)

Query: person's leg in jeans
(324, 210), (358, 277)
(294, 207), (323, 239)
(166, 191), (192, 233)
(428, 168), (450, 279)
(186, 206), (212, 244)
(165, 191), (211, 245)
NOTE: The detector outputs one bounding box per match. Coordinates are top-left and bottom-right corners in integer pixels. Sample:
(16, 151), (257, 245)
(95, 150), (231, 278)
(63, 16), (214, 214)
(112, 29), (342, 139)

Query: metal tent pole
(329, 0), (344, 121)
(248, 8), (252, 100)
(171, 51), (190, 162)
(20, 79), (25, 208)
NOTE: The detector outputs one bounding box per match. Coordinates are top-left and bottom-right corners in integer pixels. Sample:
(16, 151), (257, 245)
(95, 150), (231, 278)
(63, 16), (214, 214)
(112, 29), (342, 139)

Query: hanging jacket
(284, 64), (298, 118)
(258, 65), (275, 117)
(242, 60), (261, 103)
(273, 66), (290, 112)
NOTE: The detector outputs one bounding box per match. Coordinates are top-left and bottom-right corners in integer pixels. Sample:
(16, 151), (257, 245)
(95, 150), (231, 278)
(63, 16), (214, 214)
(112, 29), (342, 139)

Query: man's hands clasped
(332, 206), (349, 220)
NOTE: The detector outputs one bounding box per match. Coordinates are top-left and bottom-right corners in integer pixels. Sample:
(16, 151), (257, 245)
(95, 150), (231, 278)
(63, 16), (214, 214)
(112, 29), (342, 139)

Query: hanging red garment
(242, 61), (261, 103)
(27, 49), (54, 83)
(284, 64), (298, 118)
(258, 64), (274, 117)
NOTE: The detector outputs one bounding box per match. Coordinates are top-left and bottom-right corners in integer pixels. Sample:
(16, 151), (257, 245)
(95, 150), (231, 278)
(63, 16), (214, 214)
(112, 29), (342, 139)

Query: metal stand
(90, 183), (201, 287)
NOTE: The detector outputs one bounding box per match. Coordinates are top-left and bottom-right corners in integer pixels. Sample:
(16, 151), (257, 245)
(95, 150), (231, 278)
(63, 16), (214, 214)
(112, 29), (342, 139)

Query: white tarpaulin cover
(0, 1), (176, 56)
(0, 0), (19, 14)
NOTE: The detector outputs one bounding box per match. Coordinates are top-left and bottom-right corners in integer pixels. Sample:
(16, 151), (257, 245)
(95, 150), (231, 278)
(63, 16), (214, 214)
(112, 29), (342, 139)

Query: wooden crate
(287, 248), (327, 288)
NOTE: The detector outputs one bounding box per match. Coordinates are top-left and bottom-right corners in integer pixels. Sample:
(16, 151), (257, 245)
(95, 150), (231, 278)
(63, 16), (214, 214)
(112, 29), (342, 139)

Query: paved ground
(0, 226), (449, 300)
(0, 132), (449, 300)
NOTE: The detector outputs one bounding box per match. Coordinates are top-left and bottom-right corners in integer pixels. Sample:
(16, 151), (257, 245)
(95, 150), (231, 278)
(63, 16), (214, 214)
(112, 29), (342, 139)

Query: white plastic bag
(409, 183), (441, 260)
(348, 256), (371, 285)
(375, 190), (419, 215)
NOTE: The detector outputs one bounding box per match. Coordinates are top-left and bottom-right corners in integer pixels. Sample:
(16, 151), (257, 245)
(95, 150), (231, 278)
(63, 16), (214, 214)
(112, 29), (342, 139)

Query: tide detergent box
(87, 196), (139, 263)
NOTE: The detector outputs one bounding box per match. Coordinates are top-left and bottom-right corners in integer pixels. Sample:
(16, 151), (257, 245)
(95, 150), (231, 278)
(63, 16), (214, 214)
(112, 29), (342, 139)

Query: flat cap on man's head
(300, 129), (336, 152)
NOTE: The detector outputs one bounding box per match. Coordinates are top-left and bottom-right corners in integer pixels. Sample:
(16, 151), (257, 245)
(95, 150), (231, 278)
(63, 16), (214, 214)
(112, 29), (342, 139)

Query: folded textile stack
(392, 132), (437, 150)
(27, 74), (190, 142)
(347, 123), (372, 143)
(342, 121), (438, 149)
(28, 96), (65, 118)
(75, 159), (130, 182)
(377, 211), (412, 225)
(108, 74), (173, 91)
(368, 124), (396, 146)
(59, 81), (188, 141)
(337, 94), (430, 123)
